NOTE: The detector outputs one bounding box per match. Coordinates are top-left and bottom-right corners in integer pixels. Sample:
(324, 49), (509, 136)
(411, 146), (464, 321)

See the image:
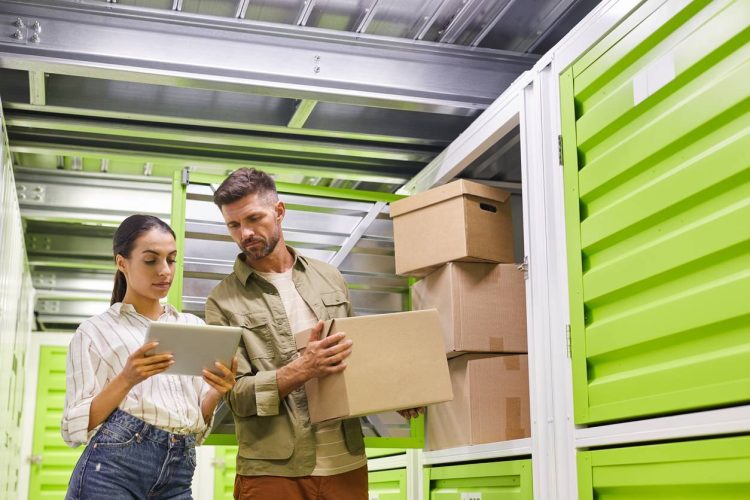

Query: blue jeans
(66, 409), (197, 499)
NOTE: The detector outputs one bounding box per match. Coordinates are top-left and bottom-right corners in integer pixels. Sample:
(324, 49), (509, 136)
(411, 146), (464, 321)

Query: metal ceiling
(1, 0), (599, 334)
(0, 0), (599, 190)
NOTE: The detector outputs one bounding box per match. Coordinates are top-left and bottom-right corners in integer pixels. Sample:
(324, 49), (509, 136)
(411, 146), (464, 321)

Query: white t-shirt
(255, 269), (367, 476)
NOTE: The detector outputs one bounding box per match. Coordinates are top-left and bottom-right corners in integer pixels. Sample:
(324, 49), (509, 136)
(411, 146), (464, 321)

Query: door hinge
(558, 134), (564, 166)
(518, 256), (529, 280)
(180, 166), (190, 187)
(565, 324), (572, 359)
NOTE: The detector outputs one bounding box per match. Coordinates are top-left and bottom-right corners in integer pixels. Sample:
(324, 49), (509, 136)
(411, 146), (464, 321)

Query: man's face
(221, 193), (284, 261)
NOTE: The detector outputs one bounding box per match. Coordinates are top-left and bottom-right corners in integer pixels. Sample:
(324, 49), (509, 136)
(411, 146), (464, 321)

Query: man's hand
(398, 407), (425, 419)
(277, 320), (353, 398)
(299, 320), (353, 379)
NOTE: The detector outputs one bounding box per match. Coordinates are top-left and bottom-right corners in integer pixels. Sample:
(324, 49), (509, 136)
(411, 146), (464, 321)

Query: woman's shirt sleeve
(61, 326), (103, 447)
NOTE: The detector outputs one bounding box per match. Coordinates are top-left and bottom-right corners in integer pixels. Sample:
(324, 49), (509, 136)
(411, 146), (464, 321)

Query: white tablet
(144, 322), (242, 377)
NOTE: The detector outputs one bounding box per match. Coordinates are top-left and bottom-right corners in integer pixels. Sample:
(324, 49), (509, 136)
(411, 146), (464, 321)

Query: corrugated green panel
(213, 445), (238, 500)
(577, 435), (750, 499)
(28, 346), (84, 500)
(368, 468), (407, 500)
(424, 460), (533, 500)
(562, 0), (750, 423)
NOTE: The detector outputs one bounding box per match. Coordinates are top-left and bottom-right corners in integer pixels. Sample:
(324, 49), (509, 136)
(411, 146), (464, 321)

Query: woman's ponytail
(110, 270), (128, 305)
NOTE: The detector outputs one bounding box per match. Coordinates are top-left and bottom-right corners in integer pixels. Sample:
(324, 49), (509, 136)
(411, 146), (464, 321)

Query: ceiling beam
(28, 70), (46, 105)
(470, 0), (519, 47)
(2, 102), (449, 146)
(287, 99), (318, 129)
(355, 0), (379, 34)
(329, 202), (387, 268)
(5, 113), (436, 163)
(0, 0), (537, 115)
(10, 142), (411, 185)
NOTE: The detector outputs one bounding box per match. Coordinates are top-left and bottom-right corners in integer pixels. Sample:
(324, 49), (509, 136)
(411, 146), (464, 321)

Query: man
(204, 168), (370, 499)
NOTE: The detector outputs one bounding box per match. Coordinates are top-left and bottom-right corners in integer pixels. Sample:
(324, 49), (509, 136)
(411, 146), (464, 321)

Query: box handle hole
(479, 203), (497, 213)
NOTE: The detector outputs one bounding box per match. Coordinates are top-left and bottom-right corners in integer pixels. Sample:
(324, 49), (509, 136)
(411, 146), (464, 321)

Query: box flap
(294, 320), (335, 350)
(389, 179), (511, 218)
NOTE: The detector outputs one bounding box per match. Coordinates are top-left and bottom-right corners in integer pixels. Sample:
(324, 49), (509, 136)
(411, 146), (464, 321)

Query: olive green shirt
(204, 248), (365, 477)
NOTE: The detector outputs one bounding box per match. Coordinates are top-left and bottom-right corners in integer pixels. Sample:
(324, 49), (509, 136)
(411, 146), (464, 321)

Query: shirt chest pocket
(238, 313), (275, 360)
(321, 290), (350, 319)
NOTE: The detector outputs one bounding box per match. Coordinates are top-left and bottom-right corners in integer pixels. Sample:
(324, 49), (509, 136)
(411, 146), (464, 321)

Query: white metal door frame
(18, 332), (73, 500)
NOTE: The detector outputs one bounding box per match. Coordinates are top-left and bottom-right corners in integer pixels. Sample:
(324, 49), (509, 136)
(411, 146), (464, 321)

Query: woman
(62, 214), (237, 499)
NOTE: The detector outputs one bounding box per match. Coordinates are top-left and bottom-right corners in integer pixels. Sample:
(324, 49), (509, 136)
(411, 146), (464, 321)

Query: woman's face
(116, 228), (177, 302)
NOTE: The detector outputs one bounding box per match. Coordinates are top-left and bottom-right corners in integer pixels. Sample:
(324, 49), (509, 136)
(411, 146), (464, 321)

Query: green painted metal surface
(424, 460), (533, 500)
(369, 468), (407, 500)
(188, 172), (405, 203)
(577, 435), (750, 499)
(167, 168), (187, 311)
(366, 448), (407, 459)
(561, 0), (750, 424)
(28, 346), (84, 500)
(213, 445), (238, 500)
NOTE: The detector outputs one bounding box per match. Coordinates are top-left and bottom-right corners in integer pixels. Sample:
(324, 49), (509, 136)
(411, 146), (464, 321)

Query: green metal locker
(213, 445), (238, 500)
(577, 435), (750, 498)
(423, 460), (533, 500)
(28, 346), (83, 499)
(368, 468), (407, 500)
(560, 0), (750, 424)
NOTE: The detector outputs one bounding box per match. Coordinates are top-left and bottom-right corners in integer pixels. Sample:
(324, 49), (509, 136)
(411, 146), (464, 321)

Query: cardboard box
(426, 354), (530, 451)
(389, 179), (514, 277)
(412, 262), (527, 357)
(294, 309), (453, 424)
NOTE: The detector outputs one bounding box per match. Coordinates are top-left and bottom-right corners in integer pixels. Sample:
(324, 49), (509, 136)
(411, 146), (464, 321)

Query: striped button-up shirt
(61, 302), (214, 447)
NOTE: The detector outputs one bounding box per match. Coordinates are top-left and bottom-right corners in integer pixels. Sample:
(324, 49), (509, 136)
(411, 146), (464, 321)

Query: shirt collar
(233, 245), (307, 286)
(111, 301), (179, 319)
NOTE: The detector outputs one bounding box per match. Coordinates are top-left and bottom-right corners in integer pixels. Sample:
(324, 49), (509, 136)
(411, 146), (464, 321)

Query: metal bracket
(37, 300), (60, 314)
(565, 324), (572, 359)
(180, 166), (190, 187)
(32, 272), (56, 288)
(518, 256), (529, 280)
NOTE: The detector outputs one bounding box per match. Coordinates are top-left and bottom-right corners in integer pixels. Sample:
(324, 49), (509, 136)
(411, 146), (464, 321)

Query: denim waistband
(105, 408), (196, 448)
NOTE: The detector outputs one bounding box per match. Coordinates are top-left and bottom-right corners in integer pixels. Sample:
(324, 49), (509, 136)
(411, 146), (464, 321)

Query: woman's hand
(202, 357), (238, 397)
(120, 341), (174, 387)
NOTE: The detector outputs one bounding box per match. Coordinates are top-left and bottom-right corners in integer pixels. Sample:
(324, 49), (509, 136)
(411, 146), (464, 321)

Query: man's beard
(241, 227), (281, 261)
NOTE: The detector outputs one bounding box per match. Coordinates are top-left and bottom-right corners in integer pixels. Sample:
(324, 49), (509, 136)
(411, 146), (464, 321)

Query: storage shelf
(575, 405), (750, 449)
(422, 438), (532, 465)
(367, 453), (408, 471)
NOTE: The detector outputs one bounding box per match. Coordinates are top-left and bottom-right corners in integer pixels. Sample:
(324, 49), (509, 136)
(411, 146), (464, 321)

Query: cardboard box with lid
(389, 179), (514, 277)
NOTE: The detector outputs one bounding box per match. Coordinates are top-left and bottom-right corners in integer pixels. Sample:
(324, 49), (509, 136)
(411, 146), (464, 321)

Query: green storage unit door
(560, 0), (750, 424)
(213, 445), (238, 500)
(424, 460), (533, 500)
(368, 468), (407, 500)
(367, 448), (407, 459)
(577, 435), (750, 499)
(28, 346), (84, 499)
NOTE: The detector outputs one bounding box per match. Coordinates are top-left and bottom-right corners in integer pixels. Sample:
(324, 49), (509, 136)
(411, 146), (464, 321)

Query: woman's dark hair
(111, 215), (175, 305)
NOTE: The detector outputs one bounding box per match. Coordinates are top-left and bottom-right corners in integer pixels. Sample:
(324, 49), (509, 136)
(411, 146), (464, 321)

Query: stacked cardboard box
(390, 179), (531, 451)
